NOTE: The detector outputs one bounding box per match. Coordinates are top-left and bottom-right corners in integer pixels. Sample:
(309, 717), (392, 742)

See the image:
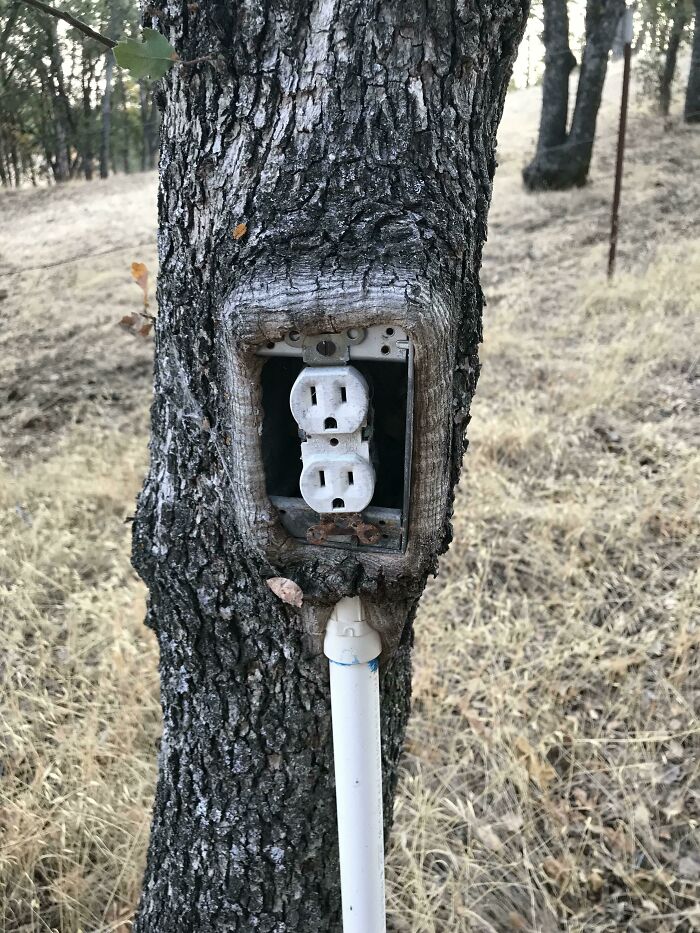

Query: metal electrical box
(258, 325), (414, 553)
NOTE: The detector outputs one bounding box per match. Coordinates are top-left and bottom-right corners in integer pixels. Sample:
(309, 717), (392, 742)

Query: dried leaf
(131, 261), (149, 308)
(266, 577), (303, 608)
(138, 321), (153, 337)
(119, 313), (138, 329)
(542, 856), (570, 886)
(232, 222), (248, 240)
(514, 735), (557, 789)
(507, 913), (529, 931)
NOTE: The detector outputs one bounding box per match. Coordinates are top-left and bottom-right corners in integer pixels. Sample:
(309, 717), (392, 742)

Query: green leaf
(114, 28), (178, 81)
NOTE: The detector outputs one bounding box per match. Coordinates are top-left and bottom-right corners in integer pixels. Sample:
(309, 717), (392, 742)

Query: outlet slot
(348, 471), (354, 485)
(310, 386), (317, 405)
(340, 386), (347, 403)
(319, 470), (326, 487)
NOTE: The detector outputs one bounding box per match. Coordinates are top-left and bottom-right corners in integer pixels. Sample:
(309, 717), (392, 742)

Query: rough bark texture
(533, 0), (577, 152)
(686, 0), (700, 120)
(659, 1), (688, 115)
(132, 1), (527, 930)
(523, 0), (624, 190)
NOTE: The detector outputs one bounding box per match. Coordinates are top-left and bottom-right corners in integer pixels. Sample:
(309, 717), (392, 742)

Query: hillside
(1, 66), (699, 931)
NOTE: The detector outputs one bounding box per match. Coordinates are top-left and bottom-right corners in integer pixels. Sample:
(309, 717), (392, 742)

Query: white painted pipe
(324, 597), (386, 933)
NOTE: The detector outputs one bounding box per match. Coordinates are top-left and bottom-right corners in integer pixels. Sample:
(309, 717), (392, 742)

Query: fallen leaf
(138, 321), (153, 337)
(119, 313), (138, 329)
(131, 261), (149, 308)
(232, 222), (248, 240)
(542, 856), (570, 886)
(508, 912), (529, 930)
(514, 735), (557, 790)
(266, 577), (303, 608)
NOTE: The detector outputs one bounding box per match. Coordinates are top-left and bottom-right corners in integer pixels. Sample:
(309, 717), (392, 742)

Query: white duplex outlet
(290, 366), (375, 514)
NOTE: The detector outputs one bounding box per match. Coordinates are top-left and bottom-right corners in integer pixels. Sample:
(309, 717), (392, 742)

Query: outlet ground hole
(332, 498), (345, 509)
(324, 416), (337, 429)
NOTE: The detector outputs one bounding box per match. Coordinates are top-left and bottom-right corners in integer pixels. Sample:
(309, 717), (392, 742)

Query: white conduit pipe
(324, 596), (386, 933)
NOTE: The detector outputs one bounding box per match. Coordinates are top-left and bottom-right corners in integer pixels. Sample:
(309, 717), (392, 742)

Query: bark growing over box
(132, 1), (527, 929)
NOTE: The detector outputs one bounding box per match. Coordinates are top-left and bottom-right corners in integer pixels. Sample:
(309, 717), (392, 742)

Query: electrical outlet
(289, 366), (369, 436)
(300, 447), (375, 513)
(258, 324), (413, 552)
(291, 366), (374, 514)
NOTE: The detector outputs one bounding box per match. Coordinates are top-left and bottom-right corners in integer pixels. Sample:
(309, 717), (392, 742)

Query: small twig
(20, 0), (116, 48)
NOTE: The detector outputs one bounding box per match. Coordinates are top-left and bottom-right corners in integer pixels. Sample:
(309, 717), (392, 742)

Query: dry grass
(1, 69), (699, 931)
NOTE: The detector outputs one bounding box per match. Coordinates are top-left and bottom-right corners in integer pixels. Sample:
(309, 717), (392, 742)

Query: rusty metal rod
(608, 9), (634, 279)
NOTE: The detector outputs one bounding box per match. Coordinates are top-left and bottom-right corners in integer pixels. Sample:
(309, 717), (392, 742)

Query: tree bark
(80, 45), (95, 181)
(116, 69), (130, 173)
(527, 0), (576, 157)
(100, 52), (114, 178)
(46, 19), (73, 183)
(139, 80), (149, 171)
(524, 0), (624, 190)
(686, 0), (700, 120)
(659, 0), (688, 115)
(132, 1), (528, 930)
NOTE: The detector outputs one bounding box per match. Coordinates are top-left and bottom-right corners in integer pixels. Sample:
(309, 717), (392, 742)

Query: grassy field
(1, 70), (699, 932)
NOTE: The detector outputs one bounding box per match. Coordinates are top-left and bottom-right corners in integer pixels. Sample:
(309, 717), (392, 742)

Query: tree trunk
(47, 20), (73, 182)
(523, 0), (576, 188)
(116, 70), (130, 173)
(100, 52), (114, 178)
(131, 1), (527, 930)
(659, 1), (688, 115)
(686, 0), (700, 120)
(80, 47), (95, 181)
(524, 0), (624, 190)
(139, 80), (149, 172)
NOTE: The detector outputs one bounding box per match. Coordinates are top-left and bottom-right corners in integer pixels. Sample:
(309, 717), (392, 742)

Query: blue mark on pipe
(329, 657), (381, 668)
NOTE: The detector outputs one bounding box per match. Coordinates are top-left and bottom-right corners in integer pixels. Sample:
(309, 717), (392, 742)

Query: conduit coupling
(324, 597), (386, 933)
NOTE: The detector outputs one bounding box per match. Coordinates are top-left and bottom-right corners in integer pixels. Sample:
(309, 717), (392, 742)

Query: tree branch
(19, 0), (116, 49)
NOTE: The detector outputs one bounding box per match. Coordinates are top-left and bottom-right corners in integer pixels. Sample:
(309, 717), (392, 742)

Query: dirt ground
(1, 64), (699, 932)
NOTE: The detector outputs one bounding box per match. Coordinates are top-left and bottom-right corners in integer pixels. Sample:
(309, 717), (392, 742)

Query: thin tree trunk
(0, 132), (7, 187)
(80, 47), (95, 181)
(523, 0), (576, 188)
(685, 0), (700, 120)
(131, 1), (528, 930)
(659, 1), (688, 115)
(100, 52), (114, 178)
(138, 80), (148, 172)
(116, 70), (129, 173)
(524, 0), (624, 190)
(46, 21), (72, 182)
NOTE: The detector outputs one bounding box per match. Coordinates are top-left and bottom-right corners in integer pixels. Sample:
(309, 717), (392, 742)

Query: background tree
(523, 0), (625, 190)
(129, 0), (528, 929)
(658, 0), (691, 114)
(0, 0), (158, 185)
(684, 0), (700, 118)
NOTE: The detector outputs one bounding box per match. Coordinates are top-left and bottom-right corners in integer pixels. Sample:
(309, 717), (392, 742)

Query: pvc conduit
(324, 596), (386, 933)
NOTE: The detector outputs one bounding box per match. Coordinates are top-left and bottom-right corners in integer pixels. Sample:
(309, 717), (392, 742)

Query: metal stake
(608, 8), (634, 279)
